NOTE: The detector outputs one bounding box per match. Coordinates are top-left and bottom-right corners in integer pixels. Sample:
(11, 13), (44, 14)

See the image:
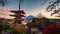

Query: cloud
(0, 7), (15, 19)
(2, 7), (10, 12)
(0, 7), (15, 15)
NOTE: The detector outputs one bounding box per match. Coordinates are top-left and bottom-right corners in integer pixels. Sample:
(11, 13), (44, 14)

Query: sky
(0, 0), (60, 19)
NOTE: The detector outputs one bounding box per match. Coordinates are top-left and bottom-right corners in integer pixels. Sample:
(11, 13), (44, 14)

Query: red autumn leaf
(42, 24), (60, 34)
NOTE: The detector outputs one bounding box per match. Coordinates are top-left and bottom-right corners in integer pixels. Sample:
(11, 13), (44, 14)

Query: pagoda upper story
(10, 10), (25, 17)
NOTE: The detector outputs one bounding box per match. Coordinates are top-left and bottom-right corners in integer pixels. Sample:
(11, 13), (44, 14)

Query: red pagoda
(10, 0), (25, 24)
(10, 10), (25, 24)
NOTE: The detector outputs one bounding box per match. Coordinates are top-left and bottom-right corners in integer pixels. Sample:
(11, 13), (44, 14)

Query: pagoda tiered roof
(10, 10), (25, 24)
(11, 10), (25, 14)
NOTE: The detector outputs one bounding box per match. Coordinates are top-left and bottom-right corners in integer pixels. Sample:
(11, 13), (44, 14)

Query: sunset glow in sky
(0, 0), (60, 19)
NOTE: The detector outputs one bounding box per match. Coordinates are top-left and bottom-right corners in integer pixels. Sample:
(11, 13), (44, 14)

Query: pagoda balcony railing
(14, 19), (23, 20)
(10, 14), (24, 16)
(14, 18), (20, 19)
(14, 18), (23, 20)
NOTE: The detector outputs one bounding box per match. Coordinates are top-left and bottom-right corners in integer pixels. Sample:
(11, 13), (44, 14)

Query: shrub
(42, 24), (60, 34)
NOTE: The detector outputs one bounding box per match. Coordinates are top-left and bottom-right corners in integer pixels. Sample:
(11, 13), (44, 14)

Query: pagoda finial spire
(19, 0), (20, 11)
(19, 0), (23, 11)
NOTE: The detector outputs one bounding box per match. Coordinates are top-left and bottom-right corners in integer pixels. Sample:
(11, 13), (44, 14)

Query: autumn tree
(0, 0), (8, 7)
(36, 13), (45, 18)
(36, 13), (49, 26)
(46, 0), (60, 17)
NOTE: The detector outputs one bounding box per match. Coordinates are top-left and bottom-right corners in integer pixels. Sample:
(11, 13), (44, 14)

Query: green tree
(5, 20), (9, 25)
(0, 24), (5, 34)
